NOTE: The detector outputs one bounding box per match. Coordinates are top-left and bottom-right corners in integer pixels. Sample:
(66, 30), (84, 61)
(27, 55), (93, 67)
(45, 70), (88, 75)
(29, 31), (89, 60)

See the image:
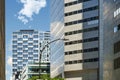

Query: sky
(5, 0), (50, 80)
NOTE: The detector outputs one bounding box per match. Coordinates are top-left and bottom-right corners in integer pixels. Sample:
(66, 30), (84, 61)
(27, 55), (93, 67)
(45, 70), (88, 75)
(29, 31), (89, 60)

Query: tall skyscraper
(64, 0), (99, 80)
(50, 0), (65, 78)
(50, 0), (120, 80)
(51, 0), (99, 79)
(12, 30), (50, 78)
(0, 0), (5, 80)
(101, 0), (120, 80)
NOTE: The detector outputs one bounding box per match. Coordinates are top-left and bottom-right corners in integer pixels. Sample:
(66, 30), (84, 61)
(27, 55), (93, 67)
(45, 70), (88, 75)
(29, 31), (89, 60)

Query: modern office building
(21, 62), (50, 80)
(12, 30), (50, 79)
(0, 0), (5, 80)
(64, 0), (99, 80)
(50, 0), (65, 78)
(51, 0), (99, 79)
(103, 0), (120, 80)
(51, 0), (120, 80)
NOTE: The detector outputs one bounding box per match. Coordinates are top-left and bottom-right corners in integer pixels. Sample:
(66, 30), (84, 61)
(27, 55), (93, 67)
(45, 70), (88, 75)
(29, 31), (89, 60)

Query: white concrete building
(12, 30), (50, 79)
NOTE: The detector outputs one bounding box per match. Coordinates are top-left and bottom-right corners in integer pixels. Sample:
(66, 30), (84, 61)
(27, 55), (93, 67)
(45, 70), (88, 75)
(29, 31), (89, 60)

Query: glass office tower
(50, 0), (65, 78)
(0, 0), (5, 80)
(51, 0), (99, 79)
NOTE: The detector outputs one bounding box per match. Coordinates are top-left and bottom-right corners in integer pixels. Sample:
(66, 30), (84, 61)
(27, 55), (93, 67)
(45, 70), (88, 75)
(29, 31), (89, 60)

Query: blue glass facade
(50, 0), (64, 78)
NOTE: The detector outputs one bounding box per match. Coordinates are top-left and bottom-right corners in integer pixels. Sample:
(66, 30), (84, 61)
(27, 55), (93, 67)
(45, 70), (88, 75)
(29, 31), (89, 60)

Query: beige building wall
(65, 69), (98, 80)
(64, 0), (99, 80)
(0, 0), (5, 80)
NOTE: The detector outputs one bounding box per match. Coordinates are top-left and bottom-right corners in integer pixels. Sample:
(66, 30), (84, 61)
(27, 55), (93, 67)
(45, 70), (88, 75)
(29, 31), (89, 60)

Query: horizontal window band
(65, 26), (99, 36)
(65, 0), (91, 7)
(65, 58), (99, 65)
(65, 16), (99, 26)
(65, 47), (99, 55)
(65, 37), (99, 45)
(65, 6), (99, 16)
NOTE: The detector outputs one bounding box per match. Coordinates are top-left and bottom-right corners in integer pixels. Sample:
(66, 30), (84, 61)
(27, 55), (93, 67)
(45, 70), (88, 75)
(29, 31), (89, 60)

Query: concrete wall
(0, 0), (5, 80)
(64, 0), (99, 79)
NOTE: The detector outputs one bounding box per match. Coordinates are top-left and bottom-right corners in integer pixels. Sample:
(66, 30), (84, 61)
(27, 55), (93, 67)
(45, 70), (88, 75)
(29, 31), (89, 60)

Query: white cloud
(6, 70), (9, 75)
(7, 56), (12, 67)
(10, 77), (12, 80)
(17, 0), (46, 24)
(18, 16), (28, 24)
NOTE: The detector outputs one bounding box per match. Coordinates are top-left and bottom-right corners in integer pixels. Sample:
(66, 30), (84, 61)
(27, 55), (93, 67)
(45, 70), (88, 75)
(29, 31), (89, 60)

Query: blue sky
(5, 0), (50, 80)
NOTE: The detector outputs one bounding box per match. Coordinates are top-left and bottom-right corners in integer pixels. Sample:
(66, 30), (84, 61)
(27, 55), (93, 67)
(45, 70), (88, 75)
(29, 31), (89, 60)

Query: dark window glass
(65, 27), (98, 36)
(65, 47), (99, 55)
(65, 0), (90, 7)
(114, 41), (120, 54)
(65, 58), (99, 65)
(65, 16), (99, 26)
(114, 57), (120, 69)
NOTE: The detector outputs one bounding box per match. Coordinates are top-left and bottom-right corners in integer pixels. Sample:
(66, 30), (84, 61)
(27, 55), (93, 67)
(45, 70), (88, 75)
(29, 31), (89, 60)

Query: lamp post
(38, 38), (69, 79)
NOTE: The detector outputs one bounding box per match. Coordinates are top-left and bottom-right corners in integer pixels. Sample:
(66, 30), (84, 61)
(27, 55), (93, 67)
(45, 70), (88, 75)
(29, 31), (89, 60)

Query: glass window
(23, 35), (28, 38)
(34, 50), (38, 53)
(13, 35), (17, 38)
(18, 43), (22, 46)
(28, 43), (33, 46)
(18, 38), (22, 41)
(13, 59), (17, 62)
(34, 35), (38, 38)
(33, 45), (38, 48)
(13, 45), (17, 48)
(114, 24), (120, 33)
(28, 38), (33, 41)
(34, 40), (38, 43)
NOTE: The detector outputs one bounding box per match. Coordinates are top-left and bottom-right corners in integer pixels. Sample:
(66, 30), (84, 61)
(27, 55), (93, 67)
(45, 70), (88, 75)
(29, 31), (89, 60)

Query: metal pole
(39, 50), (42, 79)
(38, 38), (68, 79)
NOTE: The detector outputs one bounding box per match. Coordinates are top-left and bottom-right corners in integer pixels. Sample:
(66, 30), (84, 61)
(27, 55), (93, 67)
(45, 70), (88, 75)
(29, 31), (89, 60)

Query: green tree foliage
(27, 74), (64, 80)
(27, 76), (39, 80)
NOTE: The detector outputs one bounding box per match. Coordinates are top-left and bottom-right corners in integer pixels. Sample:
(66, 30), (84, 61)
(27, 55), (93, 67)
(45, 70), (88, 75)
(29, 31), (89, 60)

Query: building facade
(113, 0), (120, 79)
(102, 0), (120, 80)
(21, 62), (50, 80)
(64, 0), (99, 80)
(51, 0), (120, 80)
(0, 0), (5, 80)
(12, 30), (50, 79)
(51, 0), (99, 79)
(50, 0), (65, 78)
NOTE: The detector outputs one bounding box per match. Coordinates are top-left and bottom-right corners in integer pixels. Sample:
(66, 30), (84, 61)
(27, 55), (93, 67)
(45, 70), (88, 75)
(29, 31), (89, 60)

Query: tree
(27, 74), (64, 80)
(27, 76), (39, 80)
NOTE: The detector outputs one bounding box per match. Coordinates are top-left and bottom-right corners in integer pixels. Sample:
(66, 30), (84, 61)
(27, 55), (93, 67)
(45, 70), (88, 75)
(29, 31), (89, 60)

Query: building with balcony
(12, 30), (50, 79)
(0, 0), (5, 80)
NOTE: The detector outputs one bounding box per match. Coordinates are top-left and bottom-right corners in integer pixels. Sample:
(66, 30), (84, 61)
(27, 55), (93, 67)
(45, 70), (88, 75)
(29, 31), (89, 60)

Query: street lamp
(38, 38), (69, 79)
